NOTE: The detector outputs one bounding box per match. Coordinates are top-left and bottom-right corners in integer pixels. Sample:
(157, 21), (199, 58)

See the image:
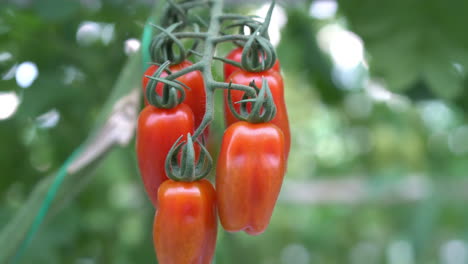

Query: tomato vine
(144, 0), (278, 144)
(137, 0), (289, 262)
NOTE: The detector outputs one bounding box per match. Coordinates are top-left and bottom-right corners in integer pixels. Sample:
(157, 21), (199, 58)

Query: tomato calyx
(145, 61), (191, 108)
(227, 78), (277, 123)
(239, 27), (276, 72)
(150, 22), (187, 65)
(160, 1), (210, 28)
(165, 133), (213, 182)
(225, 2), (276, 72)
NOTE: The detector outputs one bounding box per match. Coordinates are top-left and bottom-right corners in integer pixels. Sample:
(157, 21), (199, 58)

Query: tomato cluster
(136, 45), (289, 263)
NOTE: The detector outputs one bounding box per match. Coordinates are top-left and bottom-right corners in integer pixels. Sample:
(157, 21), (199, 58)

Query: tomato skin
(223, 47), (280, 80)
(136, 104), (195, 207)
(216, 121), (285, 235)
(142, 60), (208, 138)
(154, 179), (217, 264)
(223, 69), (290, 158)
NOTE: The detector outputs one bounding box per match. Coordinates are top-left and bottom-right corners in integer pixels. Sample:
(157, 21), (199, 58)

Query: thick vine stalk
(193, 0), (224, 140)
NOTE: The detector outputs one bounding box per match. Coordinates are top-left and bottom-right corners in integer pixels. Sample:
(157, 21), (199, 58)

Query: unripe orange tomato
(136, 104), (194, 207)
(153, 179), (217, 264)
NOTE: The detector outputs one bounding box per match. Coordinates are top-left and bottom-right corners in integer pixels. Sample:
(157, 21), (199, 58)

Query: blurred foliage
(278, 8), (343, 105)
(338, 0), (468, 100)
(1, 0), (468, 264)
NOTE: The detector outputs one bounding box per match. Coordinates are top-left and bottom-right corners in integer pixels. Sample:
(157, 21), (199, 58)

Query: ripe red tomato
(223, 69), (290, 158)
(143, 60), (208, 138)
(136, 103), (194, 207)
(223, 47), (280, 80)
(153, 179), (217, 264)
(216, 121), (285, 235)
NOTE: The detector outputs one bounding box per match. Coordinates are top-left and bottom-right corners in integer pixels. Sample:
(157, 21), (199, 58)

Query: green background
(1, 0), (468, 263)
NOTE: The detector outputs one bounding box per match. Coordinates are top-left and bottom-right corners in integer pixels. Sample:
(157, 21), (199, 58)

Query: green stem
(189, 0), (264, 139)
(218, 14), (260, 21)
(189, 49), (243, 68)
(173, 62), (204, 79)
(172, 32), (209, 39)
(213, 34), (250, 43)
(192, 0), (224, 140)
(210, 81), (255, 96)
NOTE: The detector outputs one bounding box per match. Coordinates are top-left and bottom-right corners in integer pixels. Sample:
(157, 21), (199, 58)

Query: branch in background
(279, 175), (443, 204)
(68, 88), (139, 173)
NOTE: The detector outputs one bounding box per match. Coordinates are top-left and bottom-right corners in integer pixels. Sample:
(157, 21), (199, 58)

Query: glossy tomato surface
(223, 47), (280, 80)
(154, 179), (217, 264)
(223, 69), (291, 158)
(143, 60), (208, 138)
(216, 121), (285, 235)
(136, 103), (194, 207)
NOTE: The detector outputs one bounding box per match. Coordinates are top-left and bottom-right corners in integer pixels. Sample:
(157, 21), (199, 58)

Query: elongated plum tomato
(142, 60), (208, 138)
(216, 121), (285, 235)
(136, 103), (194, 207)
(154, 179), (217, 264)
(223, 47), (280, 80)
(224, 69), (290, 158)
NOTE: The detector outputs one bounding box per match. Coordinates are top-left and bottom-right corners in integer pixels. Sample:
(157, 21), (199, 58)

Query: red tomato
(223, 69), (290, 158)
(142, 60), (209, 138)
(223, 47), (280, 80)
(216, 121), (285, 235)
(136, 104), (194, 207)
(154, 179), (217, 264)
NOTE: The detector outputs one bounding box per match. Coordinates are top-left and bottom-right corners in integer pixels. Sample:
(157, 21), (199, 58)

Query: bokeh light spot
(254, 4), (287, 47)
(281, 244), (310, 264)
(16, 61), (39, 88)
(76, 21), (101, 46)
(0, 91), (20, 120)
(309, 0), (338, 19)
(318, 24), (364, 69)
(0, 52), (12, 63)
(440, 240), (467, 264)
(124, 38), (141, 55)
(387, 240), (414, 264)
(448, 125), (468, 155)
(418, 100), (454, 132)
(36, 109), (60, 129)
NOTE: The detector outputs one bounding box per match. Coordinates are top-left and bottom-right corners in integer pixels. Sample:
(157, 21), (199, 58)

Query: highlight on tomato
(153, 179), (217, 264)
(136, 103), (194, 207)
(223, 47), (281, 80)
(223, 69), (291, 158)
(216, 121), (286, 235)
